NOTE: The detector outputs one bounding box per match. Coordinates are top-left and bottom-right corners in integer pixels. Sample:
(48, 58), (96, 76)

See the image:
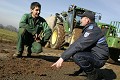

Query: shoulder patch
(88, 25), (93, 29)
(84, 32), (90, 37)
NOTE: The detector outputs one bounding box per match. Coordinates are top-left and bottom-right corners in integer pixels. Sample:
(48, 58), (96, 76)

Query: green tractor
(46, 5), (101, 49)
(100, 21), (120, 62)
(46, 5), (120, 62)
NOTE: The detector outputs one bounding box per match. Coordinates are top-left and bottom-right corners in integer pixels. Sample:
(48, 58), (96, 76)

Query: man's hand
(34, 34), (40, 42)
(51, 58), (64, 68)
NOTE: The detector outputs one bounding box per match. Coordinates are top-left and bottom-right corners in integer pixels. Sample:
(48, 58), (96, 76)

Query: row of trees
(0, 24), (18, 32)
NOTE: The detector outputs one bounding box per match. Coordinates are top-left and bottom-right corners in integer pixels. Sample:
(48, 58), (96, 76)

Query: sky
(0, 0), (120, 29)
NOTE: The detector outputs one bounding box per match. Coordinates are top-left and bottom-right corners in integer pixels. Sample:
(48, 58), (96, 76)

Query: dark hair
(30, 2), (41, 10)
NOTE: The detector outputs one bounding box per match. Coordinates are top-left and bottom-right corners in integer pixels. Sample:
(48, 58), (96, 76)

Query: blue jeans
(73, 52), (106, 72)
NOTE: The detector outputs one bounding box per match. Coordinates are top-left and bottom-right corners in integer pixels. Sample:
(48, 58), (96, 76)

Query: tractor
(46, 5), (101, 49)
(100, 21), (120, 62)
(46, 5), (120, 63)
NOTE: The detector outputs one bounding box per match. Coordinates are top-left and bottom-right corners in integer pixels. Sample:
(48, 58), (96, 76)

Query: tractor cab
(61, 5), (101, 34)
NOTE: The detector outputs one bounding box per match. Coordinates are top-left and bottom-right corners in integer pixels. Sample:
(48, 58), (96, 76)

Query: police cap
(81, 11), (95, 21)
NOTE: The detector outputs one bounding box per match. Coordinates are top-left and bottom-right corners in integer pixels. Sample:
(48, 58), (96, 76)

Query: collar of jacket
(28, 13), (33, 19)
(82, 22), (96, 33)
(28, 13), (40, 19)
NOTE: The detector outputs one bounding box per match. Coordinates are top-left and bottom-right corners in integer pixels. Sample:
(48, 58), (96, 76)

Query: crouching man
(51, 11), (109, 80)
(13, 2), (52, 57)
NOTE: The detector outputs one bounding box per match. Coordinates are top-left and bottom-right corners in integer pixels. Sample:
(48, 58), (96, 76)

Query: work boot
(85, 69), (98, 80)
(13, 51), (22, 58)
(71, 69), (86, 76)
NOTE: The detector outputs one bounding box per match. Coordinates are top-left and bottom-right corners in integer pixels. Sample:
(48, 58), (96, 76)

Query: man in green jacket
(13, 2), (52, 57)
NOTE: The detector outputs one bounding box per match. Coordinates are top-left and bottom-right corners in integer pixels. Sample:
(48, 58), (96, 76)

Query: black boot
(73, 68), (84, 76)
(70, 68), (86, 76)
(86, 69), (98, 80)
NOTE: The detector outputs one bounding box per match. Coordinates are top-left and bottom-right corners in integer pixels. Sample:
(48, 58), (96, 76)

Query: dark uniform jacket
(19, 13), (52, 43)
(61, 22), (109, 60)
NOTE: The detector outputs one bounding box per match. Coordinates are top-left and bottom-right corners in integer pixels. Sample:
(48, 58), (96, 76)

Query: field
(0, 29), (120, 80)
(0, 29), (17, 43)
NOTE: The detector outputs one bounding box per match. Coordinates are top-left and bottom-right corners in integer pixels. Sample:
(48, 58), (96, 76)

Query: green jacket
(19, 13), (52, 42)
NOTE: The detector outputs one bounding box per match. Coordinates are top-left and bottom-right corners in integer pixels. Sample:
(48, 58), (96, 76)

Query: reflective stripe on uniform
(97, 37), (105, 44)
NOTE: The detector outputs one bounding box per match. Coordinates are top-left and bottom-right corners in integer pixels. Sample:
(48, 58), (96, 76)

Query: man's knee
(73, 53), (89, 67)
(31, 42), (43, 53)
(73, 53), (84, 64)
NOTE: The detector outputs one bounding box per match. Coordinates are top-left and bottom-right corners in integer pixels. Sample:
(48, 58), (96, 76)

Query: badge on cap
(84, 32), (90, 37)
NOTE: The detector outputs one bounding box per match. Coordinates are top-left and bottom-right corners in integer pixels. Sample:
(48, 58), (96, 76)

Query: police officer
(13, 2), (52, 57)
(51, 11), (109, 80)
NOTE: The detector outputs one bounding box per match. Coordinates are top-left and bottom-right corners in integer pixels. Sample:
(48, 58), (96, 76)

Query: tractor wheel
(70, 28), (82, 45)
(107, 48), (120, 64)
(50, 24), (65, 49)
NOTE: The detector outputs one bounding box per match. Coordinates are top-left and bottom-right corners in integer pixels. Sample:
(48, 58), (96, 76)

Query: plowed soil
(0, 43), (120, 80)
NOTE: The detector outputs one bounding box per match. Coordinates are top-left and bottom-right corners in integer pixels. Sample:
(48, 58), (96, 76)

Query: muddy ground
(0, 42), (120, 80)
